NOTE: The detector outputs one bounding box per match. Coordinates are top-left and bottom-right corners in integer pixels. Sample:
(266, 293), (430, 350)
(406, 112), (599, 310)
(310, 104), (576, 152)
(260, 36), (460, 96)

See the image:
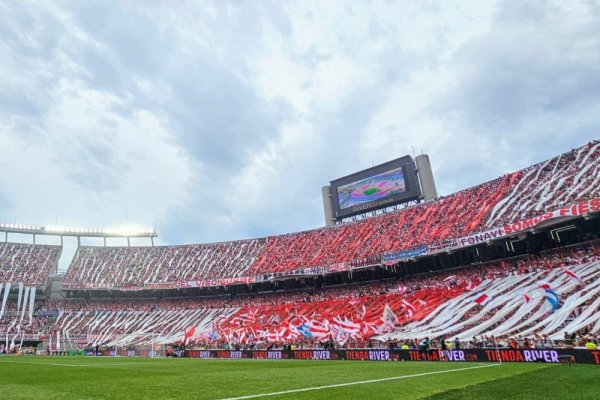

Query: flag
(239, 310), (258, 325)
(333, 326), (349, 346)
(207, 322), (220, 341)
(466, 281), (478, 291)
(524, 294), (531, 303)
(378, 320), (395, 334)
(333, 316), (360, 334)
(183, 326), (196, 345)
(539, 282), (552, 290)
(297, 323), (313, 339)
(359, 321), (377, 337)
(565, 269), (585, 286)
(381, 304), (398, 324)
(474, 293), (492, 306)
(237, 330), (247, 344)
(266, 330), (279, 342)
(0, 282), (11, 319)
(400, 300), (416, 318)
(544, 289), (559, 313)
(184, 326), (196, 338)
(306, 320), (330, 338)
(209, 329), (219, 341)
(401, 299), (416, 312)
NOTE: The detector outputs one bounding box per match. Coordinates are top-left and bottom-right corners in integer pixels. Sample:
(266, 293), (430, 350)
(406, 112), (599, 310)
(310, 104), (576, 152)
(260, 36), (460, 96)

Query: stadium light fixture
(1, 223), (156, 237)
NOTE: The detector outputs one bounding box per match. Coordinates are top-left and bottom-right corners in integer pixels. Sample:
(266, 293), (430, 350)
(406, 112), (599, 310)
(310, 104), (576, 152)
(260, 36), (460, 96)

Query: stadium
(1, 139), (599, 399)
(2, 2), (600, 399)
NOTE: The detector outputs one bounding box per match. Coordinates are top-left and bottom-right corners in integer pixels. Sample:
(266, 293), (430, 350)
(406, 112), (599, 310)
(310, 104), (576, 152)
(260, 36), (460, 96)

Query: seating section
(485, 140), (600, 228)
(3, 242), (597, 349)
(62, 239), (266, 289)
(390, 243), (600, 342)
(59, 140), (599, 290)
(0, 243), (61, 286)
(248, 173), (517, 276)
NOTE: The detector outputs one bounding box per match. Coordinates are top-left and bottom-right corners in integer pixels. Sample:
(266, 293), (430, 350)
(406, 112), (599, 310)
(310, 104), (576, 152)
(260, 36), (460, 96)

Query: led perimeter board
(330, 155), (421, 219)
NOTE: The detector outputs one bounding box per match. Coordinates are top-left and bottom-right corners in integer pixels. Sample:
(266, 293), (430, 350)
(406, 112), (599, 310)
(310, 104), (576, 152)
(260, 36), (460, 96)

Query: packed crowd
(0, 243), (61, 286)
(62, 238), (265, 289)
(485, 139), (599, 228)
(55, 141), (598, 290)
(1, 241), (599, 352)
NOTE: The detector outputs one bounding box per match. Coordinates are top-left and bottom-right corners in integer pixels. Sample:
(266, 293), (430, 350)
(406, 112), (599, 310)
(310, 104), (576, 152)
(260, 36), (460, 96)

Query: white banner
(16, 283), (24, 314)
(28, 287), (36, 325)
(0, 282), (11, 319)
(20, 286), (30, 323)
(450, 198), (600, 250)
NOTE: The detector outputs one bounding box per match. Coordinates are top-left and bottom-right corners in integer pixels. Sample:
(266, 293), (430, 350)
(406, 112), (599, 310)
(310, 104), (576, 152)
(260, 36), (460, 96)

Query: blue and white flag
(545, 289), (559, 313)
(297, 323), (313, 339)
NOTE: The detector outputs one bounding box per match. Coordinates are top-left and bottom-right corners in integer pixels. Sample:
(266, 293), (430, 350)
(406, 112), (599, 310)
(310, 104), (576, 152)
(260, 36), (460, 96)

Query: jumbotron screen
(330, 155), (421, 218)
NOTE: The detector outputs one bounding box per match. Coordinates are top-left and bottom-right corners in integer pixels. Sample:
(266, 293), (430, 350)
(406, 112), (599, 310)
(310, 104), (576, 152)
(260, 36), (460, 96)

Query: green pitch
(0, 357), (598, 400)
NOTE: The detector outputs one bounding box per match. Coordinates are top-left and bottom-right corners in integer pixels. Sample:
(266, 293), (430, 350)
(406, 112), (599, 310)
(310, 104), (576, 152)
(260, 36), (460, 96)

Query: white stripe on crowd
(215, 363), (500, 400)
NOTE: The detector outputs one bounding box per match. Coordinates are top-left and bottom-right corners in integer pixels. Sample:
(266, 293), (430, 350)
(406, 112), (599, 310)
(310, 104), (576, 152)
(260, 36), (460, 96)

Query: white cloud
(0, 80), (191, 229)
(0, 0), (598, 254)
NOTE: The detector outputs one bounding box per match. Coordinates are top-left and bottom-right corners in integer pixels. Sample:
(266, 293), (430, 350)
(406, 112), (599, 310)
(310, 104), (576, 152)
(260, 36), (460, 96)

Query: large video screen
(336, 167), (406, 210)
(330, 156), (421, 218)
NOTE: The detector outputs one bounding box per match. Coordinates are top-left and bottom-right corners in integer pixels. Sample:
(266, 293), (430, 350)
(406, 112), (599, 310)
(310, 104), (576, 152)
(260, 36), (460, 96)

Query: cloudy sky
(1, 0), (599, 265)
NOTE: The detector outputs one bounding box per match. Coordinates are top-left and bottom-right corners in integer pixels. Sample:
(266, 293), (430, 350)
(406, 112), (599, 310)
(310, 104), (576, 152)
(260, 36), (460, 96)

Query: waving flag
(565, 269), (585, 286)
(359, 321), (377, 337)
(333, 326), (349, 346)
(297, 323), (313, 339)
(333, 316), (360, 334)
(207, 322), (220, 341)
(306, 319), (330, 338)
(544, 289), (559, 313)
(381, 304), (398, 324)
(523, 294), (531, 303)
(266, 329), (280, 342)
(401, 299), (416, 312)
(466, 281), (478, 291)
(539, 282), (552, 290)
(400, 300), (416, 318)
(182, 326), (196, 345)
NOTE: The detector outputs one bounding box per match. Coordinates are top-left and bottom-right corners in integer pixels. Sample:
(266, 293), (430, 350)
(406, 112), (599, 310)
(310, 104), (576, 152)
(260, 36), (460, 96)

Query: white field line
(216, 364), (501, 400)
(0, 360), (168, 367)
(0, 360), (81, 367)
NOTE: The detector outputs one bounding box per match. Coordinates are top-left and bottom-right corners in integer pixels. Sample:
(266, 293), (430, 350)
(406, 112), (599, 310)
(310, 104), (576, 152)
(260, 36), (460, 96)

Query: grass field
(0, 356), (598, 400)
